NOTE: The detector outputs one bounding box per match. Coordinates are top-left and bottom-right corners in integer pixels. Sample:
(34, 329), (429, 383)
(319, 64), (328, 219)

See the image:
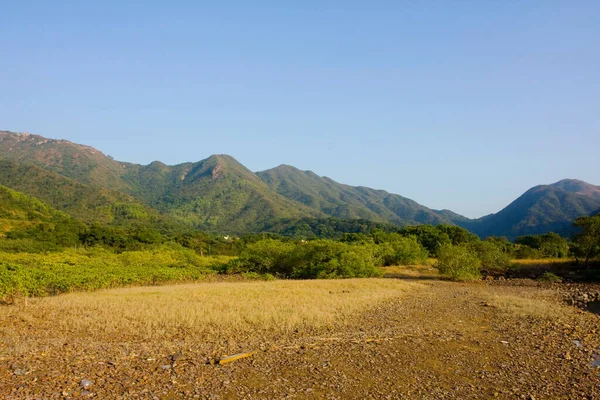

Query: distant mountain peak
(549, 178), (600, 199)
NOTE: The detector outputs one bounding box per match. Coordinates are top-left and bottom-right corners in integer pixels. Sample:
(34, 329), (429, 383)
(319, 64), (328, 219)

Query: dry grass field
(1, 279), (421, 352)
(1, 269), (600, 399)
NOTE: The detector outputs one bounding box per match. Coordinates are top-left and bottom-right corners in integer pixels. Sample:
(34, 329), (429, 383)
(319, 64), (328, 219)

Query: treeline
(2, 213), (594, 263)
(224, 233), (428, 279)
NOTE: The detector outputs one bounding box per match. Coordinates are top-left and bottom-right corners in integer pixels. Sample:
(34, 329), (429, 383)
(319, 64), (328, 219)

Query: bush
(0, 246), (231, 302)
(537, 272), (563, 283)
(514, 245), (542, 260)
(435, 244), (482, 281)
(469, 241), (511, 272)
(227, 239), (382, 279)
(376, 234), (429, 266)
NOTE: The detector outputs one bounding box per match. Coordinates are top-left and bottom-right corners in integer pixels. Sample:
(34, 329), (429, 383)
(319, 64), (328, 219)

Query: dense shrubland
(0, 244), (230, 302)
(0, 212), (599, 298)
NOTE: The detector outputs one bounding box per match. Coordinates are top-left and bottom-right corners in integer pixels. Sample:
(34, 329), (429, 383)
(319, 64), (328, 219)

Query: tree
(573, 215), (600, 267)
(435, 244), (481, 281)
(514, 232), (569, 258)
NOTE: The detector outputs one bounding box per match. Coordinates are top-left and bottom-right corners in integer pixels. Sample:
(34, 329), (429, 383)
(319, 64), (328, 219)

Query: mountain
(0, 159), (160, 226)
(0, 130), (135, 194)
(130, 155), (322, 232)
(0, 131), (320, 232)
(464, 179), (600, 239)
(2, 130), (599, 238)
(256, 164), (454, 225)
(0, 184), (75, 236)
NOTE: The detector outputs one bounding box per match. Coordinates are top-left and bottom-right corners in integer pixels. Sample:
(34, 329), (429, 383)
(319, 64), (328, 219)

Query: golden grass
(483, 293), (573, 319)
(2, 279), (421, 345)
(383, 264), (440, 280)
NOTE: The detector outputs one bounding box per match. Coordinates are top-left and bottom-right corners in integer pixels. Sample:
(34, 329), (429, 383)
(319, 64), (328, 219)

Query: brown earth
(1, 272), (599, 399)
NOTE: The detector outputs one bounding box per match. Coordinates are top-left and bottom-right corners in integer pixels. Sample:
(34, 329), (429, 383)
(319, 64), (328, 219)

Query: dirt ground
(1, 271), (599, 399)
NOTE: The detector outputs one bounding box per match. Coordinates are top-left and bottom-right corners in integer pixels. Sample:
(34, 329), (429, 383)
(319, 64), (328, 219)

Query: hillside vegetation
(1, 130), (600, 238)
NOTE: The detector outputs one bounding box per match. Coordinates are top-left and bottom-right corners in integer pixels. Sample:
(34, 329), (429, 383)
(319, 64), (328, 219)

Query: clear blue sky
(1, 1), (599, 218)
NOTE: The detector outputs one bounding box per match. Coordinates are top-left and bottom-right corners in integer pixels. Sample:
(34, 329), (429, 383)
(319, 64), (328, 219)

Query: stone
(80, 379), (93, 389)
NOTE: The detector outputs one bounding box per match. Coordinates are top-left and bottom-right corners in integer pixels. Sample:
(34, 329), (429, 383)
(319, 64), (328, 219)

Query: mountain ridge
(1, 130), (598, 238)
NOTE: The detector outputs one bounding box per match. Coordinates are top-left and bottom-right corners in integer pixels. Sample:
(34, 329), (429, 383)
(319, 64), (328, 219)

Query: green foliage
(398, 225), (451, 256)
(268, 217), (398, 239)
(435, 244), (482, 281)
(537, 272), (563, 283)
(227, 239), (382, 279)
(436, 224), (479, 246)
(485, 236), (515, 257)
(257, 165), (456, 227)
(371, 233), (429, 266)
(0, 245), (230, 302)
(515, 233), (570, 258)
(469, 240), (511, 272)
(572, 215), (600, 267)
(513, 245), (542, 260)
(0, 159), (159, 226)
(0, 238), (61, 253)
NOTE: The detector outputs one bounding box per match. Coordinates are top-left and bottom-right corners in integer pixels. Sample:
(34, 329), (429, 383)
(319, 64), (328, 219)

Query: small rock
(13, 369), (25, 376)
(80, 379), (93, 389)
(171, 352), (184, 362)
(161, 365), (172, 371)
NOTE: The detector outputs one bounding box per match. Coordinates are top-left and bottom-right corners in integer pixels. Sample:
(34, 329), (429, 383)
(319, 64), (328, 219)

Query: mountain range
(1, 130), (598, 239)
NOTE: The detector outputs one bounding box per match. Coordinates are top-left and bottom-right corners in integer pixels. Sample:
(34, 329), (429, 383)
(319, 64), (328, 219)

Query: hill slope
(0, 159), (161, 226)
(0, 131), (136, 193)
(2, 130), (599, 238)
(0, 132), (321, 232)
(0, 184), (78, 236)
(257, 165), (455, 226)
(463, 179), (600, 239)
(132, 155), (323, 232)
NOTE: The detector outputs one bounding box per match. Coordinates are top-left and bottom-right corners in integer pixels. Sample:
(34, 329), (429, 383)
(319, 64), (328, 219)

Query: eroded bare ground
(1, 279), (600, 399)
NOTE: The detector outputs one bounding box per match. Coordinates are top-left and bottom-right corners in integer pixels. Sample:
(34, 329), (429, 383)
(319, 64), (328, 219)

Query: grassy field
(1, 279), (421, 352)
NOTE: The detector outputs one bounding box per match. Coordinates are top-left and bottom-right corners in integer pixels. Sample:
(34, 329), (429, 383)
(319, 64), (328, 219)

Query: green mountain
(0, 130), (136, 194)
(256, 164), (453, 225)
(2, 130), (599, 238)
(0, 159), (160, 226)
(131, 155), (322, 232)
(463, 179), (600, 239)
(0, 131), (320, 232)
(0, 184), (77, 235)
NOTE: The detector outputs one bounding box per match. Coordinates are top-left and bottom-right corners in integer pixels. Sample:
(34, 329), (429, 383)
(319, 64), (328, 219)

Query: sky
(1, 1), (599, 218)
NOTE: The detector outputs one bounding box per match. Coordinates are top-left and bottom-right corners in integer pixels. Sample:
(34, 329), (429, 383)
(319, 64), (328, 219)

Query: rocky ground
(1, 279), (599, 399)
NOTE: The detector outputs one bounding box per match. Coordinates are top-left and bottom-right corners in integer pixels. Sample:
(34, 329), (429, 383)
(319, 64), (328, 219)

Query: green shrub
(435, 244), (482, 281)
(537, 272), (563, 283)
(228, 239), (382, 279)
(514, 245), (542, 259)
(469, 241), (511, 272)
(0, 239), (61, 253)
(0, 246), (231, 302)
(376, 234), (429, 266)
